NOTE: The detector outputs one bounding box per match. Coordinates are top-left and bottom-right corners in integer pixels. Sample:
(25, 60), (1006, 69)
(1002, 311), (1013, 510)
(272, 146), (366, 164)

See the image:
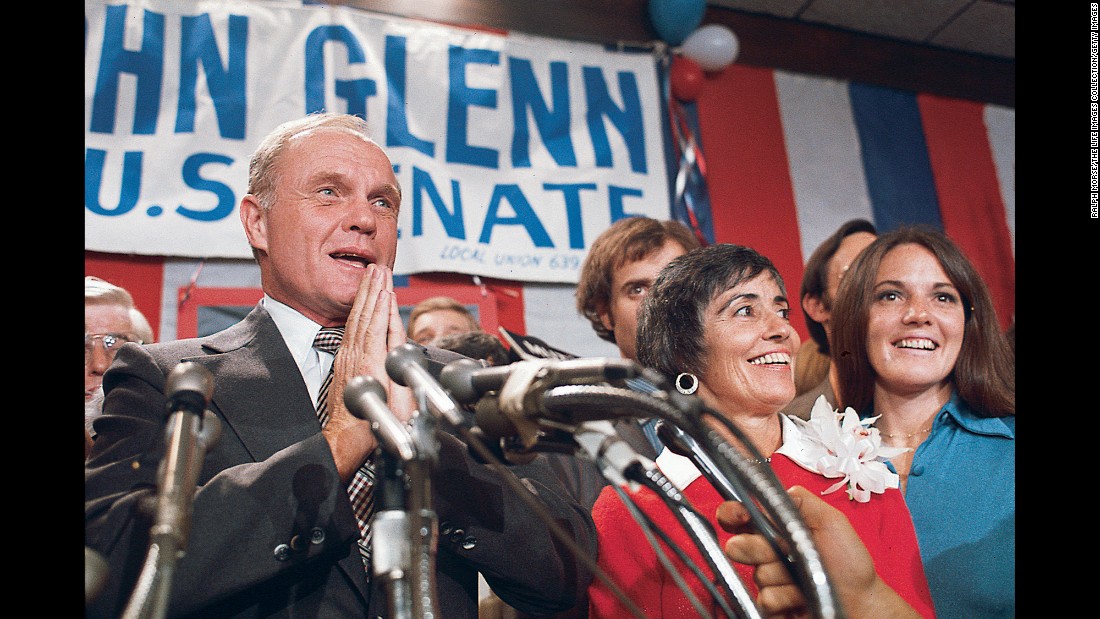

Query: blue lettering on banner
(85, 1), (666, 264)
(609, 185), (645, 221)
(91, 5), (165, 135)
(447, 46), (500, 168)
(494, 253), (543, 268)
(544, 183), (597, 249)
(412, 167), (466, 238)
(90, 5), (247, 139)
(180, 154), (237, 221)
(487, 253), (577, 270)
(548, 253), (580, 270)
(479, 185), (554, 247)
(584, 67), (646, 173)
(86, 149), (142, 215)
(85, 148), (236, 222)
(177, 13), (248, 138)
(438, 244), (486, 263)
(408, 169), (650, 249)
(510, 59), (576, 168)
(385, 35), (434, 157)
(305, 25), (377, 119)
(87, 5), (651, 173)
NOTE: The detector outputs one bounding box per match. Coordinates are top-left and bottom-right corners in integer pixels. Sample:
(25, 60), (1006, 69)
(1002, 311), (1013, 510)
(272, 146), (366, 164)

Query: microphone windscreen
(473, 396), (516, 440)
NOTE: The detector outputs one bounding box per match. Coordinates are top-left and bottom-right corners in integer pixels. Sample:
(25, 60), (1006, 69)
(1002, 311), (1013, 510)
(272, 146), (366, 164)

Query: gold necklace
(880, 426), (933, 439)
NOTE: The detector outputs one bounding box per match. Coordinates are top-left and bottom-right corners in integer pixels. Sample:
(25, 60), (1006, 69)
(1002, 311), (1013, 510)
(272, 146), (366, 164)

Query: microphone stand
(371, 450), (415, 619)
(371, 439), (441, 619)
(392, 348), (654, 618)
(121, 363), (221, 619)
(627, 462), (760, 619)
(534, 381), (844, 619)
(571, 420), (760, 619)
(344, 375), (440, 619)
(655, 420), (787, 560)
(405, 405), (440, 619)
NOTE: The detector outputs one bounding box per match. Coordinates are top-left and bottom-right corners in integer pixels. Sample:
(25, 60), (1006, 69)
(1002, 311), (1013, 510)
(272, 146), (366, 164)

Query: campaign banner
(85, 0), (671, 283)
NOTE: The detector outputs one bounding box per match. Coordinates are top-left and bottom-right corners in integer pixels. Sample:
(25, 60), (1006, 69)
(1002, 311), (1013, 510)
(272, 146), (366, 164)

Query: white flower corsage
(775, 396), (910, 502)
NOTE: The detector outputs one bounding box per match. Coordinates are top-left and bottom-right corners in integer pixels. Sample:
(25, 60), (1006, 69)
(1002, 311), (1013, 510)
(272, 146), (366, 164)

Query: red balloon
(670, 55), (704, 102)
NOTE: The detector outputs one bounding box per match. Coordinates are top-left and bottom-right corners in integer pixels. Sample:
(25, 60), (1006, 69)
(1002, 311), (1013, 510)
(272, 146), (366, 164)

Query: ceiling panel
(931, 0), (1015, 58)
(707, 0), (1014, 60)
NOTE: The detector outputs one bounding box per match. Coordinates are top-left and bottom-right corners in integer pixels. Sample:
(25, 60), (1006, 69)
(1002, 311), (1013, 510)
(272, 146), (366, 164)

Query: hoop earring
(675, 373), (699, 395)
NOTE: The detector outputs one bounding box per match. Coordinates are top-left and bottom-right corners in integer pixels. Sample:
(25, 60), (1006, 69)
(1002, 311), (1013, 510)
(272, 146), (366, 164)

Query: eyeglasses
(85, 333), (142, 363)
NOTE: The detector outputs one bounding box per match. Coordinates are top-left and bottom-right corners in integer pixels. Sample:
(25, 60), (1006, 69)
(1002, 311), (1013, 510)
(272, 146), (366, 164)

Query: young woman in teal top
(831, 226), (1015, 619)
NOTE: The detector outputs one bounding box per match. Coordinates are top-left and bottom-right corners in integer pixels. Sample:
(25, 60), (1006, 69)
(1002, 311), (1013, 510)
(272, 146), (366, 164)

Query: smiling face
(599, 240), (689, 361)
(696, 272), (800, 418)
(241, 127), (400, 325)
(866, 243), (965, 397)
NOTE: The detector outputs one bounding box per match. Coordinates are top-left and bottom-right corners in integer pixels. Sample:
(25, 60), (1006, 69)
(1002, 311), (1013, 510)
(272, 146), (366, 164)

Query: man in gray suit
(85, 112), (596, 619)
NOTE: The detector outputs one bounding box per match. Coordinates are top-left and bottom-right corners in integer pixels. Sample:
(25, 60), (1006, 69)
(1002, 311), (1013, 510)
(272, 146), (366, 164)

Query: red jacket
(588, 451), (936, 618)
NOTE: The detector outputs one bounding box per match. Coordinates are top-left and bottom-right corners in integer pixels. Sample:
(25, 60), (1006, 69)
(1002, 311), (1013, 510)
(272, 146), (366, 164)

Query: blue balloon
(648, 0), (706, 45)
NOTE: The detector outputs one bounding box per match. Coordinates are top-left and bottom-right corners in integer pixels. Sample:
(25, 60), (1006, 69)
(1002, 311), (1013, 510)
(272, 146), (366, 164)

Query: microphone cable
(616, 465), (751, 619)
(610, 484), (719, 619)
(456, 422), (648, 619)
(390, 346), (648, 618)
(497, 382), (757, 618)
(538, 383), (843, 619)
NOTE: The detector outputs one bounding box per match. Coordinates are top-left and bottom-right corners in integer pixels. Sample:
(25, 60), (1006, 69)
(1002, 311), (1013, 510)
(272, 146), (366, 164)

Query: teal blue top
(866, 391), (1015, 619)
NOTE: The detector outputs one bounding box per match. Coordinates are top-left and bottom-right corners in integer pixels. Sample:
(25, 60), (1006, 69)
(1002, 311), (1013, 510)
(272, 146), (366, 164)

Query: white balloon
(681, 24), (739, 72)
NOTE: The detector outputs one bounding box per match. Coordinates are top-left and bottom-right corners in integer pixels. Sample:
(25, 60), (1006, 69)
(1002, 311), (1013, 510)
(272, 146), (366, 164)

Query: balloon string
(667, 94), (709, 246)
(668, 95), (707, 176)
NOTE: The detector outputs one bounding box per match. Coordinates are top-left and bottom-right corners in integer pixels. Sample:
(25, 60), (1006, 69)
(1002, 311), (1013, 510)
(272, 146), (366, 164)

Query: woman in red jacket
(588, 243), (935, 619)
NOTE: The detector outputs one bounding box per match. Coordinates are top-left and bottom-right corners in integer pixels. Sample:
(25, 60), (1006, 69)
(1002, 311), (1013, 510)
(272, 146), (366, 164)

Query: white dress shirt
(262, 295), (332, 408)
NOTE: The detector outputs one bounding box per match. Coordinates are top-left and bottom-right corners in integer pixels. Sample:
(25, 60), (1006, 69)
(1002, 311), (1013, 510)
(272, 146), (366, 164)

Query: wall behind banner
(85, 1), (1014, 356)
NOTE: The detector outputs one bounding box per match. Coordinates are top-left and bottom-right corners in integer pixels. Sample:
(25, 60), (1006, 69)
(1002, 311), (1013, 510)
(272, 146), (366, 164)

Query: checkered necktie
(313, 326), (375, 573)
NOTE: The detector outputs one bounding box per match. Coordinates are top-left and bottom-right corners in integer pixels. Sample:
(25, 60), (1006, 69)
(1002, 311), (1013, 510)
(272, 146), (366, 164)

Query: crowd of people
(587, 242), (935, 618)
(86, 111), (1015, 619)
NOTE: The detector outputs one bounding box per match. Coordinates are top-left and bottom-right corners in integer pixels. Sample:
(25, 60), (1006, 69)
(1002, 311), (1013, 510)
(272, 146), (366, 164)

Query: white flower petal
(778, 401), (905, 500)
(810, 395), (834, 419)
(839, 408), (863, 432)
(822, 478), (849, 496)
(849, 485), (871, 503)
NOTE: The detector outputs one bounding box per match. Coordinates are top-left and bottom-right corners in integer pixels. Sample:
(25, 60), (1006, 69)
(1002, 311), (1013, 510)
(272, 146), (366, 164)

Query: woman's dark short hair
(636, 243), (785, 380)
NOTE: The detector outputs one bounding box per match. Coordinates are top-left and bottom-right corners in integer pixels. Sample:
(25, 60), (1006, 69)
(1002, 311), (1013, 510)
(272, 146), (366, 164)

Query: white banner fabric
(85, 0), (671, 283)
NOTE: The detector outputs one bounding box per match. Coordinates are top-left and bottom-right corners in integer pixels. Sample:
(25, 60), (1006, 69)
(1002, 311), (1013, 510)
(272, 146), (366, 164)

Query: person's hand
(717, 486), (921, 619)
(323, 264), (413, 481)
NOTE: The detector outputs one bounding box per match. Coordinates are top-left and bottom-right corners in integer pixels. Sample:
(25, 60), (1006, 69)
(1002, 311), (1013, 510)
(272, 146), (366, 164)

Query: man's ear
(802, 293), (830, 324)
(598, 307), (614, 334)
(239, 195), (269, 254)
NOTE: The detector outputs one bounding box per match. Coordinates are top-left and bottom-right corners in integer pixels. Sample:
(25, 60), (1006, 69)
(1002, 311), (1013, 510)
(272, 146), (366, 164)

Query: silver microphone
(384, 343), (467, 428)
(343, 375), (416, 461)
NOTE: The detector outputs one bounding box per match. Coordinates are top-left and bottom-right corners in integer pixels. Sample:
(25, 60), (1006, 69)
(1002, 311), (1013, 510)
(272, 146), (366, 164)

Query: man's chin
(327, 273), (367, 297)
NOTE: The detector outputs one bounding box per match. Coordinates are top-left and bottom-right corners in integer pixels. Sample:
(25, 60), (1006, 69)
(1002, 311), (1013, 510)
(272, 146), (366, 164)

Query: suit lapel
(190, 305), (373, 604)
(190, 305), (322, 464)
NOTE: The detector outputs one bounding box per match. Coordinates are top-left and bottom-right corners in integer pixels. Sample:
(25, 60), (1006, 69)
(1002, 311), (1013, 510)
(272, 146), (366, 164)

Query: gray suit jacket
(85, 305), (596, 619)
